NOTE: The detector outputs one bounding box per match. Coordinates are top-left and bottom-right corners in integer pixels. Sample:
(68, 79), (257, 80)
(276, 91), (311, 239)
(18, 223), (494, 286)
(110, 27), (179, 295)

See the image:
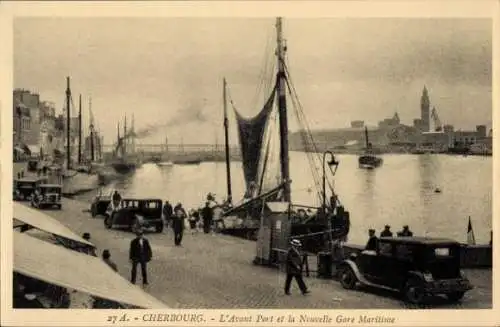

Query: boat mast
(78, 94), (82, 165)
(89, 97), (95, 162)
(123, 115), (127, 158)
(65, 77), (71, 170)
(276, 17), (291, 202)
(364, 126), (371, 151)
(223, 78), (232, 204)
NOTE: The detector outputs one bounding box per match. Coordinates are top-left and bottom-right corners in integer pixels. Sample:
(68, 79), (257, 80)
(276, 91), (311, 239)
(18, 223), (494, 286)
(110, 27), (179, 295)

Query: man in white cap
(284, 239), (309, 295)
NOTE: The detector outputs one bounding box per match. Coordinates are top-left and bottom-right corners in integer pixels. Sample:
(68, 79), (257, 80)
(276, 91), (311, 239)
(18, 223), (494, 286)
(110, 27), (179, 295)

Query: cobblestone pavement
(15, 195), (492, 309)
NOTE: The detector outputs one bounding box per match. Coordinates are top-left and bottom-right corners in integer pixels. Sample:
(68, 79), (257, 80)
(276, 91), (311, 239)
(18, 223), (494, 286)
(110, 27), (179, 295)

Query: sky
(14, 17), (492, 145)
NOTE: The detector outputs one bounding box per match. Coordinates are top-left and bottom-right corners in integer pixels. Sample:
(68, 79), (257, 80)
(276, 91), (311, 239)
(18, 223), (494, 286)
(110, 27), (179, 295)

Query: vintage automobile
(31, 184), (62, 210)
(27, 159), (40, 172)
(13, 177), (47, 201)
(90, 190), (113, 218)
(104, 198), (164, 233)
(337, 237), (473, 304)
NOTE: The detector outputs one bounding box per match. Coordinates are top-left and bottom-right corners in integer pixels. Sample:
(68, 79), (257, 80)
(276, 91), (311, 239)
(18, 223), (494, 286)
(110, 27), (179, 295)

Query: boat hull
(111, 162), (137, 174)
(156, 161), (174, 167)
(358, 155), (383, 169)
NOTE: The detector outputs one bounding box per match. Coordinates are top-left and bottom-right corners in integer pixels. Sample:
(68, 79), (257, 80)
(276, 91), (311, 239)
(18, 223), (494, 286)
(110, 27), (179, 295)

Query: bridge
(103, 143), (239, 153)
(102, 143), (241, 162)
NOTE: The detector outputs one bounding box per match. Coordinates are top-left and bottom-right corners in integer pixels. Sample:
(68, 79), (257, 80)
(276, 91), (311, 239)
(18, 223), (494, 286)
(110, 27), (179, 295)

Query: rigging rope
(282, 57), (341, 206)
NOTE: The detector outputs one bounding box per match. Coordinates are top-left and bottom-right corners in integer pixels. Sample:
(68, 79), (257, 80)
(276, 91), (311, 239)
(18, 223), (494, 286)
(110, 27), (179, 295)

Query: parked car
(90, 190), (113, 218)
(13, 177), (47, 201)
(104, 198), (164, 233)
(337, 237), (473, 304)
(31, 184), (62, 210)
(27, 159), (40, 172)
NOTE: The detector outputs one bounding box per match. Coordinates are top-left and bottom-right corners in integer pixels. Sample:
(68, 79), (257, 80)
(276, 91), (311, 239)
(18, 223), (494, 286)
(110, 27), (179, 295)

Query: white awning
(14, 232), (167, 309)
(13, 202), (94, 248)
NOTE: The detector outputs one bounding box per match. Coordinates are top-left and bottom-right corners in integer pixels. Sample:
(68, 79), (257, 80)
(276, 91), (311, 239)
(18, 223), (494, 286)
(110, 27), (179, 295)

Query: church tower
(420, 85), (430, 132)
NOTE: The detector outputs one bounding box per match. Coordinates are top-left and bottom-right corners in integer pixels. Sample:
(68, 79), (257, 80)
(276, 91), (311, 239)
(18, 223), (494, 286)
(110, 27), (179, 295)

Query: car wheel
(57, 204), (62, 210)
(447, 291), (465, 302)
(403, 279), (426, 304)
(104, 216), (112, 229)
(339, 266), (357, 289)
(155, 222), (164, 233)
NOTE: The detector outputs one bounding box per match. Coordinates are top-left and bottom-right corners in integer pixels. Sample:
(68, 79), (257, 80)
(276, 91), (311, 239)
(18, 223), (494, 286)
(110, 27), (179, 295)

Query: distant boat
(156, 161), (174, 167)
(358, 127), (383, 169)
(110, 116), (141, 174)
(172, 159), (201, 165)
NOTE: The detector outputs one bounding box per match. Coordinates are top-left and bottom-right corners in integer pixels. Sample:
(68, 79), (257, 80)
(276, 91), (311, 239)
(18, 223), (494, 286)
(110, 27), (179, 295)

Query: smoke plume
(123, 101), (209, 140)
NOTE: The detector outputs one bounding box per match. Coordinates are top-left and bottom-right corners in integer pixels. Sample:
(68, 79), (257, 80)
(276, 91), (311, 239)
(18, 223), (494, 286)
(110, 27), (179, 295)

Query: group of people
(161, 197), (217, 246)
(365, 224), (414, 250)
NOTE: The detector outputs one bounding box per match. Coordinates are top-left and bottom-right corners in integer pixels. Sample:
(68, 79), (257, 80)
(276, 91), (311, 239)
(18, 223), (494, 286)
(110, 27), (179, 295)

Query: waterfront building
(13, 89), (41, 153)
(419, 85), (431, 132)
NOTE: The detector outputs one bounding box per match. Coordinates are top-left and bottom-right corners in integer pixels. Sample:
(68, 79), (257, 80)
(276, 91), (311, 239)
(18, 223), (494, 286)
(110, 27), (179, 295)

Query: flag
(467, 216), (476, 245)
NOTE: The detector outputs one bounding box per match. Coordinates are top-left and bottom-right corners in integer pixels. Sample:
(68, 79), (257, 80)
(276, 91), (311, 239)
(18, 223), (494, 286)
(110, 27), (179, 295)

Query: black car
(31, 184), (62, 210)
(104, 198), (164, 233)
(27, 159), (40, 172)
(90, 191), (113, 218)
(337, 237), (473, 304)
(13, 177), (47, 202)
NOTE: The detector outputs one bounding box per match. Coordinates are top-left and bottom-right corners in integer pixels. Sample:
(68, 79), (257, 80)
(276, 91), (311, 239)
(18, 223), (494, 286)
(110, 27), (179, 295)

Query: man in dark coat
(380, 225), (393, 237)
(284, 239), (309, 295)
(163, 200), (173, 229)
(112, 190), (122, 207)
(397, 225), (413, 237)
(201, 201), (213, 234)
(365, 229), (378, 251)
(129, 230), (152, 285)
(172, 204), (186, 246)
(102, 249), (118, 272)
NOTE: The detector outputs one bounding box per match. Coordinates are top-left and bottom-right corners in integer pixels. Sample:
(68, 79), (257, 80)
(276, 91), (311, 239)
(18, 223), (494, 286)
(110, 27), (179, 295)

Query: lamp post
(322, 150), (339, 258)
(322, 150), (339, 213)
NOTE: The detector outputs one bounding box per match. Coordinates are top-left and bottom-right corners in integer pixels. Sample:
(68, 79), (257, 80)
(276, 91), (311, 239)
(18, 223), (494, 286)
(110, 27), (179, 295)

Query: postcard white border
(1, 1), (498, 326)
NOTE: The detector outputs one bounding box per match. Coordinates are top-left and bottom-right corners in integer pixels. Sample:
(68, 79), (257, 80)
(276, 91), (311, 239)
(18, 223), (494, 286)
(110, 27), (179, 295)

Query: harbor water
(76, 152), (492, 246)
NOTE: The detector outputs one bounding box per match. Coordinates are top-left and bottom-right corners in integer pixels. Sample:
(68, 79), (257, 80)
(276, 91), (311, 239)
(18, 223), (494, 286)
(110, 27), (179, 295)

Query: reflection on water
(78, 153), (492, 245)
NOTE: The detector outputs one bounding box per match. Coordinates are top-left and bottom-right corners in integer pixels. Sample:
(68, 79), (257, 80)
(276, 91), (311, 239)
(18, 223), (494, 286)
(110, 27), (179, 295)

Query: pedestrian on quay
(365, 229), (378, 251)
(188, 209), (199, 235)
(397, 225), (413, 237)
(284, 239), (309, 296)
(162, 200), (173, 230)
(102, 249), (118, 272)
(201, 201), (213, 234)
(380, 225), (393, 237)
(82, 233), (91, 241)
(129, 229), (152, 286)
(172, 204), (186, 246)
(112, 190), (122, 208)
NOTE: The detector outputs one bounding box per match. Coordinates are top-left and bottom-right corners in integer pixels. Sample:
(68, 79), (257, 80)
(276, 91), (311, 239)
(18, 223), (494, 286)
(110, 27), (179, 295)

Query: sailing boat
(215, 17), (350, 259)
(156, 135), (174, 167)
(358, 126), (383, 169)
(59, 77), (100, 195)
(110, 115), (141, 174)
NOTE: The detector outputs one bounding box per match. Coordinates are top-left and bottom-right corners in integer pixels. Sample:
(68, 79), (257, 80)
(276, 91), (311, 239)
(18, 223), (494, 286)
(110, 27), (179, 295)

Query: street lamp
(322, 150), (339, 212)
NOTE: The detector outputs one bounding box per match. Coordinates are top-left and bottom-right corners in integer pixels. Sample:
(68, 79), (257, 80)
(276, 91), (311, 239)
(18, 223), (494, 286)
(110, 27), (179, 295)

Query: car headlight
(423, 272), (434, 282)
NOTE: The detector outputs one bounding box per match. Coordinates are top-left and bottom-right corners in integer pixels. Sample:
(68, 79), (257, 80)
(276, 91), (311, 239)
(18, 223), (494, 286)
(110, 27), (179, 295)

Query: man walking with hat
(284, 239), (310, 296)
(129, 229), (152, 285)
